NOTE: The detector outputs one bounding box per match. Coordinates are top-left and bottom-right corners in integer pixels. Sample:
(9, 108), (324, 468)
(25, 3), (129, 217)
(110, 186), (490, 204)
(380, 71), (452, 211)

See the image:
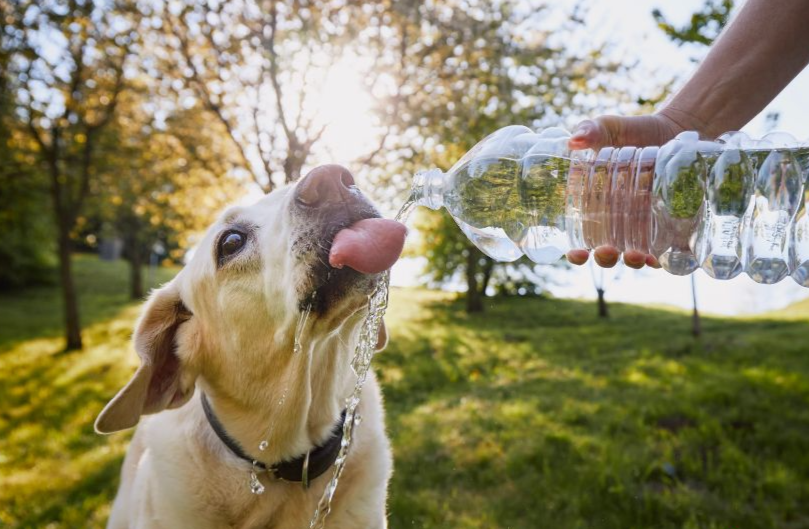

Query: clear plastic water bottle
(410, 125), (809, 286)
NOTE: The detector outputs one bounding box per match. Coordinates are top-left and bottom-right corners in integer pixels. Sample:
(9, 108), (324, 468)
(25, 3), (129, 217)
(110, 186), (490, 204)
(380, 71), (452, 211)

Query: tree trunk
(49, 148), (83, 351)
(57, 226), (83, 350)
(480, 257), (494, 297)
(465, 249), (483, 313)
(596, 288), (608, 318)
(691, 275), (701, 337)
(129, 238), (144, 300)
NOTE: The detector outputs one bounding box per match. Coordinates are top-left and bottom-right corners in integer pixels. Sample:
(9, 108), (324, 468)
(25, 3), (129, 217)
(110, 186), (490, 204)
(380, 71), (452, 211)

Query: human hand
(565, 112), (689, 269)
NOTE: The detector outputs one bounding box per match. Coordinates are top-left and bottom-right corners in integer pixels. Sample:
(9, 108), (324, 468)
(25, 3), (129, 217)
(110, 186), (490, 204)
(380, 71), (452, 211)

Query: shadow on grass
(3, 454), (125, 529)
(0, 254), (177, 351)
(379, 291), (809, 529)
(0, 303), (133, 528)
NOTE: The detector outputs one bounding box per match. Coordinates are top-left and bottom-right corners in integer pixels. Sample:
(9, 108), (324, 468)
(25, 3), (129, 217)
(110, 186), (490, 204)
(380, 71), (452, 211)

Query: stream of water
(307, 196), (416, 529)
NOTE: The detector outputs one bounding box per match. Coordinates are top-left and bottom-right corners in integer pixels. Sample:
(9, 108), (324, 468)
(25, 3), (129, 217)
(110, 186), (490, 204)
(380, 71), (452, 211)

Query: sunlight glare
(309, 54), (380, 163)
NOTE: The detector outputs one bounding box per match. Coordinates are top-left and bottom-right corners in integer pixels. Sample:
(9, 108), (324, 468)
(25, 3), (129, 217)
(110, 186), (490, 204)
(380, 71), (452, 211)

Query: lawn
(2, 256), (809, 528)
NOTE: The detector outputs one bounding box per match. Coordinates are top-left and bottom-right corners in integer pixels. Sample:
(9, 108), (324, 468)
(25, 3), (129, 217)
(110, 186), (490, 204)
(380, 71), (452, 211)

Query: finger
(645, 254), (661, 268)
(570, 116), (632, 151)
(623, 250), (646, 269)
(568, 120), (602, 150)
(593, 246), (620, 268)
(566, 249), (590, 266)
(599, 115), (678, 148)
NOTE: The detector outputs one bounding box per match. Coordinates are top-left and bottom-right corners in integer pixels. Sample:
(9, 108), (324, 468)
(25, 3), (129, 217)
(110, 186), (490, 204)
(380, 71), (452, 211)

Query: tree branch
(251, 100), (276, 192)
(263, 2), (295, 150)
(167, 9), (266, 190)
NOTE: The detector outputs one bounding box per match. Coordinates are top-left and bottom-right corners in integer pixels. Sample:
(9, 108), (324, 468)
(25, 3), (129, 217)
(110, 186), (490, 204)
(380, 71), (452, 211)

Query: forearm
(660, 0), (809, 138)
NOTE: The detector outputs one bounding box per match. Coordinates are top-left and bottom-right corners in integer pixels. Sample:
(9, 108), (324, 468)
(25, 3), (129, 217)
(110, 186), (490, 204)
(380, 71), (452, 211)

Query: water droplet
(294, 299), (313, 355)
(258, 440), (269, 451)
(249, 471), (265, 495)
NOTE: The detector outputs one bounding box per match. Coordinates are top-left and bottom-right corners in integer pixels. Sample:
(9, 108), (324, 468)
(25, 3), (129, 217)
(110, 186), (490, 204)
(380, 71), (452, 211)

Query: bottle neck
(411, 168), (446, 210)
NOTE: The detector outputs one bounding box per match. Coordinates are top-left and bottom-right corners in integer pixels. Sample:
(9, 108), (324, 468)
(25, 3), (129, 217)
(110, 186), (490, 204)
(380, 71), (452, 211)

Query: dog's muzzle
(291, 165), (383, 311)
(293, 165), (406, 276)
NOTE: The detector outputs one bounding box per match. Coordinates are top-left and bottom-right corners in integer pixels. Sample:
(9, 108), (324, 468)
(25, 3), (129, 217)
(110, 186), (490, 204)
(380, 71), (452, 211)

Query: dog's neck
(198, 329), (357, 467)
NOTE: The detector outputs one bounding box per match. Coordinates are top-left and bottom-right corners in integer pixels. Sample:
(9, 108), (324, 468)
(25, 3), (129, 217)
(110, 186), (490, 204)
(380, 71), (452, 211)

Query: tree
(0, 132), (56, 290)
(90, 86), (243, 299)
(653, 0), (734, 49)
(592, 264), (609, 318)
(5, 0), (139, 349)
(1, 6), (51, 289)
(0, 24), (56, 289)
(410, 207), (496, 313)
(151, 0), (383, 192)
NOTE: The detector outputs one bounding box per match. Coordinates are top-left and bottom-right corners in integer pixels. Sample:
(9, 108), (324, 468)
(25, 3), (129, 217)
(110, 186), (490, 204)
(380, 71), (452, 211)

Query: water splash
(308, 195), (415, 528)
(394, 193), (417, 224)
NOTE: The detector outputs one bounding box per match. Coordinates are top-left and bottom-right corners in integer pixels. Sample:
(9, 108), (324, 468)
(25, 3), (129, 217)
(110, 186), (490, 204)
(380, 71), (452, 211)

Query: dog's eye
(218, 231), (246, 263)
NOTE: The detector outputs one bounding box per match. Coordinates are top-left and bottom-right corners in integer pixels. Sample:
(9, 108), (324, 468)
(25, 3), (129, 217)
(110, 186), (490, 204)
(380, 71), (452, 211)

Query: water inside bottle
(697, 147), (751, 279)
(444, 154), (573, 263)
(745, 149), (804, 283)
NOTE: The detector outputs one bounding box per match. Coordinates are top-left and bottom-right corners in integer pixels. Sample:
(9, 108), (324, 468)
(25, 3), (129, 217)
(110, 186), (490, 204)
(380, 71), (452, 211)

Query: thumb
(568, 116), (628, 150)
(568, 115), (679, 150)
(568, 119), (604, 150)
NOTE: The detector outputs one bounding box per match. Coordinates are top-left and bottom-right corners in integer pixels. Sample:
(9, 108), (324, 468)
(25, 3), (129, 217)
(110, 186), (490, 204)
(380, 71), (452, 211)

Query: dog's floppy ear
(375, 319), (388, 351)
(95, 280), (198, 434)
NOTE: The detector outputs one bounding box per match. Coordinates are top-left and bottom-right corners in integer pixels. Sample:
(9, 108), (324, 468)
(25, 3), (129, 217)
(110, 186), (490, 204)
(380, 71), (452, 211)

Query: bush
(0, 173), (56, 290)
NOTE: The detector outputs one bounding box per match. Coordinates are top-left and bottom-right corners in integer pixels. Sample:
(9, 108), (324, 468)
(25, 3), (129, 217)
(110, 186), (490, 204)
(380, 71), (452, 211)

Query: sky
(390, 0), (809, 316)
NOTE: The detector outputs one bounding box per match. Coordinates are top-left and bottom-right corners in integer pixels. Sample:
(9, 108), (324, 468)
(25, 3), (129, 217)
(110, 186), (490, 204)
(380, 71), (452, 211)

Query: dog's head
(95, 165), (405, 435)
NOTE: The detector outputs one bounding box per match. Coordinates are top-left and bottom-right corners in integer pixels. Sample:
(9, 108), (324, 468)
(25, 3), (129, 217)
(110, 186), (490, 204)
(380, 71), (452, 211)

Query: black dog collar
(201, 392), (346, 487)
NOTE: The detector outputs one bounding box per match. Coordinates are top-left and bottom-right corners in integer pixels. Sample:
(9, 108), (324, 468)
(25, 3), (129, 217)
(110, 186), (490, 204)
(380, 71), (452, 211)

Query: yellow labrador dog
(95, 165), (407, 529)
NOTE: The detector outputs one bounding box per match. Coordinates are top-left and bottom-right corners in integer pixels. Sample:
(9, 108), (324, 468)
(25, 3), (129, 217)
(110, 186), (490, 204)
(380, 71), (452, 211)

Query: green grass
(0, 255), (176, 528)
(379, 295), (809, 529)
(2, 256), (809, 528)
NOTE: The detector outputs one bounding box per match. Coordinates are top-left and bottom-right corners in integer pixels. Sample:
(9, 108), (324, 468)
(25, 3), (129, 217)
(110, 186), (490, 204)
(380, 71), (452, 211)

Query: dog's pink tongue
(329, 219), (407, 274)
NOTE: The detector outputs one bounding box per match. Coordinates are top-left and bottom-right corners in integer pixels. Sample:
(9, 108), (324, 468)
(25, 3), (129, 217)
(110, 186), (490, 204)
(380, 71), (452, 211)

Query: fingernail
(571, 121), (595, 139)
(566, 249), (590, 265)
(623, 251), (644, 267)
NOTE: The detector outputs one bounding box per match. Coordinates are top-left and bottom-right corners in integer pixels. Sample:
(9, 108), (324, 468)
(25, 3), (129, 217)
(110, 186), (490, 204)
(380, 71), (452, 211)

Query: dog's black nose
(296, 165), (356, 207)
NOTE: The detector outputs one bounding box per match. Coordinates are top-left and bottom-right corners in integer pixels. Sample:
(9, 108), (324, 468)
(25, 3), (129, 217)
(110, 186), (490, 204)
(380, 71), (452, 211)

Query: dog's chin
(303, 266), (379, 316)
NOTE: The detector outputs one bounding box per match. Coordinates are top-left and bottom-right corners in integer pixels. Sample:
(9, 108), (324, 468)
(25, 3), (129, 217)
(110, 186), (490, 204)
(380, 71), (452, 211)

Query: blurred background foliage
(0, 0), (684, 347)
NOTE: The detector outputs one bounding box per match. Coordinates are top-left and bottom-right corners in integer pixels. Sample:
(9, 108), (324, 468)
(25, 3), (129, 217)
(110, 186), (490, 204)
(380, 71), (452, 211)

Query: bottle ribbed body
(411, 126), (809, 286)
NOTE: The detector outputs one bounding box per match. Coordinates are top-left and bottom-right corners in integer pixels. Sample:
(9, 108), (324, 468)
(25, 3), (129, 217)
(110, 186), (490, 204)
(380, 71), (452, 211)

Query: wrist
(655, 106), (709, 139)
